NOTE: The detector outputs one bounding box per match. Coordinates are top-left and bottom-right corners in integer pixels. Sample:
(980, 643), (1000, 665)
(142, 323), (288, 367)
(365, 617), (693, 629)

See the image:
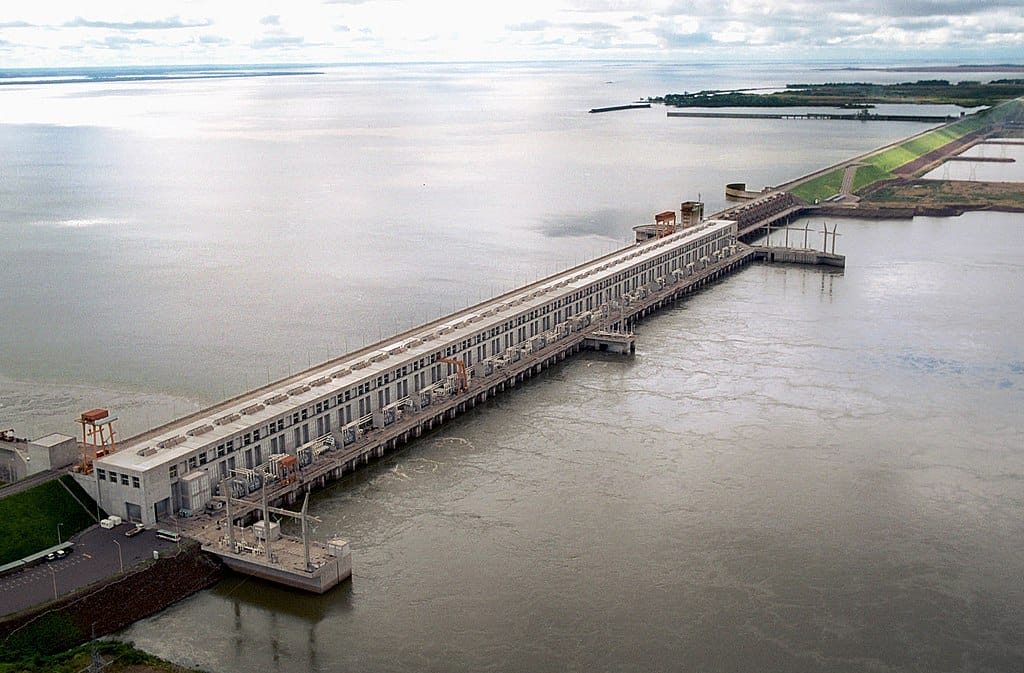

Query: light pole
(57, 522), (63, 546)
(112, 539), (123, 573)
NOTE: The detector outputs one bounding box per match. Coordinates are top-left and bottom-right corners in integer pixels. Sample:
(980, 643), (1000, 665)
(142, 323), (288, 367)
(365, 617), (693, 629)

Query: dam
(69, 215), (805, 591)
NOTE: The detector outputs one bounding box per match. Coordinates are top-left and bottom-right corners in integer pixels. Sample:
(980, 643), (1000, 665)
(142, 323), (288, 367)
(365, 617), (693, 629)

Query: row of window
(97, 468), (140, 489)
(160, 225), (733, 485)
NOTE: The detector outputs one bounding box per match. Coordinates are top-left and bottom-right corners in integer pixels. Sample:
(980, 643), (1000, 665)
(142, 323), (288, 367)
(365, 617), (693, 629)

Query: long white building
(84, 219), (738, 525)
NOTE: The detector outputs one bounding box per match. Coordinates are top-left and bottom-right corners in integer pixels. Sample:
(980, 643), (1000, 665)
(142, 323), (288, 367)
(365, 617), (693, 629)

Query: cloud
(64, 16), (212, 30)
(88, 35), (158, 50)
(860, 0), (1021, 18)
(2, 0), (1023, 66)
(507, 20), (552, 32)
(251, 34), (306, 49)
(198, 34), (231, 45)
(653, 28), (715, 48)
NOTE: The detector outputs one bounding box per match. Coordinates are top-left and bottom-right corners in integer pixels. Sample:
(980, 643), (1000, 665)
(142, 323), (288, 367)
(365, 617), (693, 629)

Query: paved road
(0, 524), (180, 617)
(0, 469), (61, 498)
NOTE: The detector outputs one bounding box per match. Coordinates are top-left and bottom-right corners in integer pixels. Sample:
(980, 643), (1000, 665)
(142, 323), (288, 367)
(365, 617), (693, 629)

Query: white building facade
(85, 220), (738, 525)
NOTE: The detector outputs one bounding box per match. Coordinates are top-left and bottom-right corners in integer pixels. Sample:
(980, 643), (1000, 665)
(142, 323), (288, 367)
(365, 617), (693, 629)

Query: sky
(0, 0), (1022, 67)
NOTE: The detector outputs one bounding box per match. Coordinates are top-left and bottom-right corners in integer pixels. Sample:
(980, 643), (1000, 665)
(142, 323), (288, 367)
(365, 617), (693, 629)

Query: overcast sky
(1, 1), (1022, 67)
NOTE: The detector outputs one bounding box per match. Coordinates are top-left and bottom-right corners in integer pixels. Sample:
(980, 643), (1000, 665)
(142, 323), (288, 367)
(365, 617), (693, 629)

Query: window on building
(108, 471), (117, 482)
(169, 465), (177, 478)
(120, 474), (129, 486)
(97, 469), (106, 481)
(132, 476), (140, 488)
(188, 457), (197, 469)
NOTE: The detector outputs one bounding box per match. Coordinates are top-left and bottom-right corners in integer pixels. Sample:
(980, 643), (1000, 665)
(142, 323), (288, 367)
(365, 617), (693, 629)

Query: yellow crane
(437, 357), (468, 394)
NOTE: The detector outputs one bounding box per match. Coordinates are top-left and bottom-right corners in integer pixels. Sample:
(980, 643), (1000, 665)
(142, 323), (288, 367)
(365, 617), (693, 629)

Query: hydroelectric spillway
(71, 214), (832, 592)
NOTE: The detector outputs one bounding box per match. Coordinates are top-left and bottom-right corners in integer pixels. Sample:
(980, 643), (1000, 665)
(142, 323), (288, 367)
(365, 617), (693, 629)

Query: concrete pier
(750, 245), (846, 268)
(667, 110), (953, 123)
(583, 331), (636, 354)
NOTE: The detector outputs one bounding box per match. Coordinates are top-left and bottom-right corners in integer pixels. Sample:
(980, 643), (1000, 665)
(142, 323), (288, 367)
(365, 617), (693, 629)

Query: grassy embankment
(0, 476), (101, 565)
(790, 114), (987, 203)
(790, 98), (1024, 204)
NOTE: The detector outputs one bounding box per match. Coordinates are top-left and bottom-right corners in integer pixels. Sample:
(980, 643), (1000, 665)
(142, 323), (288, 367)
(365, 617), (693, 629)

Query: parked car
(125, 524), (145, 537)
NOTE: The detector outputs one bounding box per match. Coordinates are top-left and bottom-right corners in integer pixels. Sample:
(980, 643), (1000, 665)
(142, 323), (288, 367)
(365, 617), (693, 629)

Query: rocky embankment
(1, 541), (223, 657)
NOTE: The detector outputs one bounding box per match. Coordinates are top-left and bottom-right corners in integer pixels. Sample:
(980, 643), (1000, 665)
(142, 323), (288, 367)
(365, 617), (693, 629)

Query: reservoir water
(2, 62), (1022, 671)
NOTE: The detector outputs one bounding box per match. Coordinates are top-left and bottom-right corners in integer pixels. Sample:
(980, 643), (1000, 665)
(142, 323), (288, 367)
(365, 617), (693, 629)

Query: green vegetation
(0, 476), (101, 565)
(790, 169), (844, 203)
(864, 180), (1024, 208)
(864, 116), (983, 173)
(851, 164), (890, 192)
(789, 108), (1003, 202)
(1, 611), (83, 660)
(0, 639), (203, 673)
(651, 79), (1024, 109)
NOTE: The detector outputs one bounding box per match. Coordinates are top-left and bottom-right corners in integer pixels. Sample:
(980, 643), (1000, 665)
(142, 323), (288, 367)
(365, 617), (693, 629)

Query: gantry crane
(437, 357), (468, 394)
(76, 408), (118, 474)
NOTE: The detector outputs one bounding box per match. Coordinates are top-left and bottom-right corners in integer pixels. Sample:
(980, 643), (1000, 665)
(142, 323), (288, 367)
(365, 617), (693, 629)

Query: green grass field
(789, 169), (844, 203)
(0, 639), (202, 672)
(0, 476), (100, 565)
(790, 112), (991, 203)
(851, 164), (891, 192)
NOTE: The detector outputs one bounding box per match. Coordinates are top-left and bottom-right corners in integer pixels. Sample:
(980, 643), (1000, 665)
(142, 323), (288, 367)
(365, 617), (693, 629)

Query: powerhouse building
(87, 219), (738, 525)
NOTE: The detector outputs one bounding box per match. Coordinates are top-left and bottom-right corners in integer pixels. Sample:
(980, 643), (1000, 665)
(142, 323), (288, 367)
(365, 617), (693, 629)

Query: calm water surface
(1, 61), (943, 437)
(1, 62), (1022, 671)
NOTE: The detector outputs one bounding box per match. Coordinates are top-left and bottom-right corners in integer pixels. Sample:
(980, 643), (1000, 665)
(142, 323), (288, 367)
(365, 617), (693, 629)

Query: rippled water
(2, 62), (1022, 671)
(122, 213), (1024, 672)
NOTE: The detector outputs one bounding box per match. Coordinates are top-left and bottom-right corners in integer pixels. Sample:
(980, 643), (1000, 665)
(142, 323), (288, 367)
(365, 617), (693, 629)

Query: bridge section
(716, 191), (808, 241)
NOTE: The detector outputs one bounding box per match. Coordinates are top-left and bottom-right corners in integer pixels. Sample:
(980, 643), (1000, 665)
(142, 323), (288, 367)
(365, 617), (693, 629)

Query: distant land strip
(649, 79), (1024, 109)
(0, 70), (323, 86)
(831, 64), (1024, 73)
